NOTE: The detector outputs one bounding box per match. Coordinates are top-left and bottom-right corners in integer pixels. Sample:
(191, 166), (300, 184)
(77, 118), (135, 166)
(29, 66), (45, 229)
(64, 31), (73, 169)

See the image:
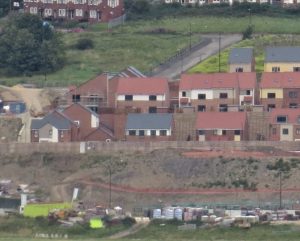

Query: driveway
(153, 34), (242, 79)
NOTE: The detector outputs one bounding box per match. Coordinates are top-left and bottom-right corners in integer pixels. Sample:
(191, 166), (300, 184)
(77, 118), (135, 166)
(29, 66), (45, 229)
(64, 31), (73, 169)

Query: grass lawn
(189, 34), (300, 74)
(122, 220), (300, 241)
(2, 16), (300, 87)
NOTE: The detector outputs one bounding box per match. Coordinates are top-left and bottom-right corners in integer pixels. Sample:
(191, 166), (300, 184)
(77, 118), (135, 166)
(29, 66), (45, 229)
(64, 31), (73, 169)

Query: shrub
(75, 38), (94, 50)
(242, 25), (253, 40)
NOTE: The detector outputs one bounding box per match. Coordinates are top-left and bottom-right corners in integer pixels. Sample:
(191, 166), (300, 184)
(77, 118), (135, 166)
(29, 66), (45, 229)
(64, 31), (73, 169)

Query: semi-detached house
(179, 73), (256, 112)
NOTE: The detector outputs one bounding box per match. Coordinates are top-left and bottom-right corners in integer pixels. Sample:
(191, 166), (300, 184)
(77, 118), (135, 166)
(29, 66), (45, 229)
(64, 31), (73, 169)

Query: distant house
(196, 112), (248, 141)
(228, 48), (255, 73)
(260, 72), (300, 111)
(115, 77), (170, 113)
(179, 73), (257, 112)
(269, 108), (300, 141)
(31, 110), (78, 142)
(23, 0), (124, 23)
(125, 113), (174, 141)
(264, 47), (300, 72)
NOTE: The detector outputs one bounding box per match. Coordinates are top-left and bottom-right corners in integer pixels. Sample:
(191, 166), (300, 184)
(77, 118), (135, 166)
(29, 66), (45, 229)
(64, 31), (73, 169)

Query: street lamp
(248, 8), (252, 27)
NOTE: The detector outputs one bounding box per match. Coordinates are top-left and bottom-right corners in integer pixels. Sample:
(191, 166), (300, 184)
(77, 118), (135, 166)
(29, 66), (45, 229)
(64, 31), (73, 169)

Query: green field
(2, 16), (300, 87)
(189, 34), (300, 74)
(23, 203), (72, 217)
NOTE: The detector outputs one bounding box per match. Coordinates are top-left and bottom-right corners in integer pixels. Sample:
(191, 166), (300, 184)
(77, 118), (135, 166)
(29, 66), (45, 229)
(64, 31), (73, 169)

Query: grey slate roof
(229, 48), (253, 64)
(0, 197), (20, 209)
(31, 111), (73, 130)
(265, 47), (300, 63)
(126, 113), (173, 130)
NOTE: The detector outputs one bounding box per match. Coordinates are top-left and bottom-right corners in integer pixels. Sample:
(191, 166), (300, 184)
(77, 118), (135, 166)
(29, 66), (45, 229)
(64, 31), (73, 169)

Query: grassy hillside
(1, 16), (300, 86)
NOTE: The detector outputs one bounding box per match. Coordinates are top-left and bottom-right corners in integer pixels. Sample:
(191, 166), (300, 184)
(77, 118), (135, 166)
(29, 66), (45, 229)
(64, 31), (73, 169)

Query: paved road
(153, 34), (242, 80)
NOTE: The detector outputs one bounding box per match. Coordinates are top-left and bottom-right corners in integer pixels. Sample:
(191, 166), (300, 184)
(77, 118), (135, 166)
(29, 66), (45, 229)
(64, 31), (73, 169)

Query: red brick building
(115, 77), (170, 113)
(196, 112), (248, 141)
(23, 0), (124, 23)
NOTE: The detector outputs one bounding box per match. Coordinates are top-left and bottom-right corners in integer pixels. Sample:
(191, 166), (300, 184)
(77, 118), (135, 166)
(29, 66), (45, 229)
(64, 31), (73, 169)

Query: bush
(242, 25), (253, 40)
(75, 38), (94, 50)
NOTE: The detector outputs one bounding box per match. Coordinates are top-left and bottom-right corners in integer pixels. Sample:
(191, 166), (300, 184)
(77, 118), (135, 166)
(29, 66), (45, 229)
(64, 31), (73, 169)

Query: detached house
(264, 47), (300, 73)
(23, 0), (124, 23)
(179, 73), (256, 112)
(115, 77), (170, 113)
(229, 48), (255, 73)
(196, 112), (248, 141)
(260, 72), (300, 111)
(31, 110), (78, 142)
(125, 113), (174, 141)
(269, 108), (300, 141)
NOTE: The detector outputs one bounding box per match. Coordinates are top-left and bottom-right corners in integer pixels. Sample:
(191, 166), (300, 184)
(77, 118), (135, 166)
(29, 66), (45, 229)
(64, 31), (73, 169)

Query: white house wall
(190, 89), (213, 100)
(117, 95), (165, 101)
(213, 89), (234, 99)
(91, 114), (99, 128)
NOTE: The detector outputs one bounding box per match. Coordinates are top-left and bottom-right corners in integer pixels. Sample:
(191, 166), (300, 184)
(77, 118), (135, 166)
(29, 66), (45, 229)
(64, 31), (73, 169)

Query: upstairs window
(282, 128), (289, 135)
(246, 90), (251, 95)
(139, 130), (145, 136)
(234, 130), (240, 135)
(198, 94), (206, 100)
(128, 130), (136, 136)
(150, 130), (156, 136)
(149, 95), (157, 101)
(289, 91), (297, 98)
(276, 116), (287, 123)
(219, 93), (228, 99)
(267, 93), (276, 99)
(272, 67), (280, 72)
(294, 67), (300, 72)
(125, 95), (133, 101)
(235, 67), (243, 72)
(182, 91), (186, 97)
(72, 94), (80, 103)
(198, 130), (205, 135)
(160, 130), (167, 136)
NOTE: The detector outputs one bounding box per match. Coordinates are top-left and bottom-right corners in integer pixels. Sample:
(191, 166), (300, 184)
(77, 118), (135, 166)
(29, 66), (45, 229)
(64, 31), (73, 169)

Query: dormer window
(149, 95), (157, 101)
(276, 116), (287, 123)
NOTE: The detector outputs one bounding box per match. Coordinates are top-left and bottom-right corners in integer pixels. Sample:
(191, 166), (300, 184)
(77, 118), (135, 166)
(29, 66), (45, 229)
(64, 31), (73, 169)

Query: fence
(108, 14), (126, 29)
(1, 141), (300, 155)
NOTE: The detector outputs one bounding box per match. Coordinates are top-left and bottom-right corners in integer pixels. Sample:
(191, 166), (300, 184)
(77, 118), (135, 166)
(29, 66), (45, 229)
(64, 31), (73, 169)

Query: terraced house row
(30, 47), (300, 142)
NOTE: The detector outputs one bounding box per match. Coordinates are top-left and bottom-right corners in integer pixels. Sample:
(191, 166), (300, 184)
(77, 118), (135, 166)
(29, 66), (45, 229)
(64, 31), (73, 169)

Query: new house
(179, 73), (257, 112)
(23, 0), (124, 22)
(31, 110), (78, 142)
(125, 113), (174, 141)
(260, 72), (300, 111)
(115, 77), (170, 113)
(269, 108), (300, 141)
(196, 112), (248, 141)
(228, 48), (255, 73)
(264, 47), (300, 72)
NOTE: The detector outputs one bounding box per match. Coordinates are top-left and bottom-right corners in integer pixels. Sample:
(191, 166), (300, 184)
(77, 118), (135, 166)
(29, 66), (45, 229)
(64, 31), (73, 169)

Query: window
(294, 67), (300, 72)
(267, 93), (276, 99)
(272, 67), (280, 72)
(90, 10), (97, 18)
(128, 130), (136, 136)
(149, 107), (157, 113)
(58, 9), (66, 16)
(272, 128), (276, 135)
(182, 91), (186, 97)
(213, 129), (218, 135)
(44, 8), (52, 16)
(149, 95), (157, 101)
(49, 129), (53, 138)
(235, 67), (243, 72)
(159, 130), (167, 136)
(74, 120), (80, 126)
(282, 128), (289, 135)
(197, 105), (206, 112)
(108, 0), (119, 8)
(219, 104), (228, 112)
(88, 0), (102, 5)
(30, 7), (37, 14)
(60, 130), (64, 138)
(246, 90), (251, 95)
(234, 130), (240, 135)
(297, 128), (300, 135)
(125, 95), (133, 101)
(34, 130), (38, 138)
(57, 0), (67, 3)
(139, 130), (145, 136)
(198, 94), (206, 100)
(198, 130), (205, 135)
(289, 91), (298, 98)
(222, 130), (227, 135)
(267, 104), (275, 111)
(276, 116), (287, 123)
(72, 94), (81, 103)
(75, 9), (83, 16)
(150, 130), (156, 136)
(219, 93), (228, 99)
(289, 103), (297, 108)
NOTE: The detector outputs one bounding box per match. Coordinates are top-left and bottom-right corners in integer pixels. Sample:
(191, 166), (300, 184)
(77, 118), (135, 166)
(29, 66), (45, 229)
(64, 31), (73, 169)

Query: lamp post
(248, 8), (252, 27)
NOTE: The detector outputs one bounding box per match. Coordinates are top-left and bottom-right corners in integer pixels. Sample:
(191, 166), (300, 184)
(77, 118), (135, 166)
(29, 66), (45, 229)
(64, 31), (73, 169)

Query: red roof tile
(270, 108), (300, 124)
(261, 72), (300, 88)
(180, 73), (256, 90)
(116, 77), (169, 95)
(196, 112), (247, 130)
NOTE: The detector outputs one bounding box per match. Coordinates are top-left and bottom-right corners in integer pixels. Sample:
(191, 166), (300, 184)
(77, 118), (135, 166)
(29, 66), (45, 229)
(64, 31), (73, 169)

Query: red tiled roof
(196, 112), (247, 130)
(261, 72), (300, 88)
(180, 73), (256, 90)
(116, 77), (169, 95)
(270, 108), (300, 124)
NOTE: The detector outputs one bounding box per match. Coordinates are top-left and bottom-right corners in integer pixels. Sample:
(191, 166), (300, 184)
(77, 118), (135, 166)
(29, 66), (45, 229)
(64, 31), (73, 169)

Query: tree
(0, 13), (65, 76)
(0, 0), (23, 18)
